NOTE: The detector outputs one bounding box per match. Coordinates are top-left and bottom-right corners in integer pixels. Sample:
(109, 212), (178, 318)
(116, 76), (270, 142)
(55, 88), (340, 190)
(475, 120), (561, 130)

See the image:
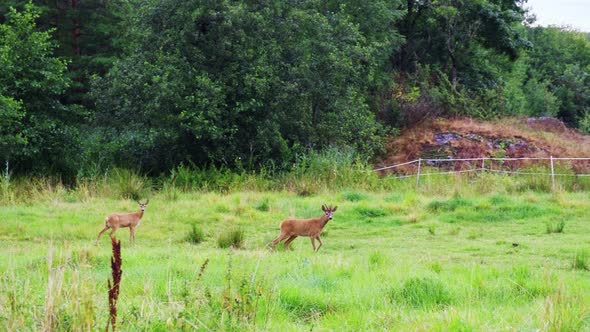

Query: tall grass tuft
(218, 228), (245, 249)
(42, 243), (65, 332)
(572, 250), (589, 271)
(108, 168), (151, 200)
(543, 282), (590, 331)
(106, 237), (122, 332)
(186, 224), (205, 245)
(254, 197), (270, 212)
(546, 221), (565, 234)
(390, 277), (452, 308)
(1, 160), (12, 204)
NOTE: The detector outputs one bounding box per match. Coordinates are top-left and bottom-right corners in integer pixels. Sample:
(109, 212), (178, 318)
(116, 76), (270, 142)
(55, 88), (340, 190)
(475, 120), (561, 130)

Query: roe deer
(97, 200), (149, 244)
(271, 205), (337, 252)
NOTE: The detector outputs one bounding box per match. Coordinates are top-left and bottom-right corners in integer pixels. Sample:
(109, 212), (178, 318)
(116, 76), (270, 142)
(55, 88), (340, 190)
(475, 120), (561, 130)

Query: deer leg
(284, 235), (297, 249)
(315, 235), (323, 252)
(271, 232), (288, 248)
(310, 237), (316, 251)
(108, 227), (119, 239)
(130, 227), (135, 245)
(96, 225), (110, 244)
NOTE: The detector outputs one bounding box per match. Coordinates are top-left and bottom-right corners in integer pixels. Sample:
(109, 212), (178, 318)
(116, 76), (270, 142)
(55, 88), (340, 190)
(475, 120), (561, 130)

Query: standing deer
(97, 200), (149, 244)
(271, 205), (337, 252)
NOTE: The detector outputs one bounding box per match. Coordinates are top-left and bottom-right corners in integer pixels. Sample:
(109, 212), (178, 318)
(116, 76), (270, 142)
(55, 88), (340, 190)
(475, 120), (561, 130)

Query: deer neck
(319, 215), (330, 227)
(137, 210), (144, 219)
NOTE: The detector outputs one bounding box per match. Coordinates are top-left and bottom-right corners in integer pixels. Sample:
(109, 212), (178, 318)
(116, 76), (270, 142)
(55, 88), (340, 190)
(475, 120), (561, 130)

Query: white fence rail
(374, 157), (590, 190)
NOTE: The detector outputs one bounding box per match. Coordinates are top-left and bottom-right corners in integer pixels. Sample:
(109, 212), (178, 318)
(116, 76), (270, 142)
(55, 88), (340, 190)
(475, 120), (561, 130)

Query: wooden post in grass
(550, 156), (555, 191)
(481, 158), (485, 172)
(416, 158), (422, 188)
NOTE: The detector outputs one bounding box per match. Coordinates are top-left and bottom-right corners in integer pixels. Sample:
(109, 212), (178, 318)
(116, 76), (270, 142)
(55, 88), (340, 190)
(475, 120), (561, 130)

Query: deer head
(137, 199), (149, 211)
(321, 204), (337, 220)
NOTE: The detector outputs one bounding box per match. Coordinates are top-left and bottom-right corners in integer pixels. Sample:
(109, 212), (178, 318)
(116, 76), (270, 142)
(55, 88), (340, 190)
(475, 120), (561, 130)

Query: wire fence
(374, 157), (590, 190)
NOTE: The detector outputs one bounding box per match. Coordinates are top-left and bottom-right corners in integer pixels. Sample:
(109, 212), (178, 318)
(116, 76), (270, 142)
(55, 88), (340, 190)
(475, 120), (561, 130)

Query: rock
(434, 132), (462, 145)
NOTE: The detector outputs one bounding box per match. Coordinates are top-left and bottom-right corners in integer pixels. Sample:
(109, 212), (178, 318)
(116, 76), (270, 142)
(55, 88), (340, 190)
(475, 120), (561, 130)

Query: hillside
(377, 117), (590, 173)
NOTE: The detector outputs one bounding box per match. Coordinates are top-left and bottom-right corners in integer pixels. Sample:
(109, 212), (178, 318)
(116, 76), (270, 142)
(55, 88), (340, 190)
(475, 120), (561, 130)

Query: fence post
(480, 158), (485, 172)
(416, 158), (422, 188)
(550, 155), (555, 191)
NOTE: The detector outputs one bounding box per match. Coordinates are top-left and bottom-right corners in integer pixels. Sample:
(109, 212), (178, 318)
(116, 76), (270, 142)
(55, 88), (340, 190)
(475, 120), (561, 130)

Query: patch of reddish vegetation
(376, 117), (590, 174)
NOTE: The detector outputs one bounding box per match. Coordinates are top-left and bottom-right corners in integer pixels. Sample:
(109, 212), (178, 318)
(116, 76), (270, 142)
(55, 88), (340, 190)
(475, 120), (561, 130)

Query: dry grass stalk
(196, 258), (210, 284)
(106, 237), (122, 332)
(42, 243), (64, 332)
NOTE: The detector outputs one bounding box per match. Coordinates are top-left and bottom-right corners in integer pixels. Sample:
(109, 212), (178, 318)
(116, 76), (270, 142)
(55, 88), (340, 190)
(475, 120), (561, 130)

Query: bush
(218, 228), (245, 249)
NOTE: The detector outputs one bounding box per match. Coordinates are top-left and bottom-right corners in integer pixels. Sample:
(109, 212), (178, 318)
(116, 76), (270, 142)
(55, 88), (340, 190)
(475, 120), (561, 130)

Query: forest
(1, 0), (590, 179)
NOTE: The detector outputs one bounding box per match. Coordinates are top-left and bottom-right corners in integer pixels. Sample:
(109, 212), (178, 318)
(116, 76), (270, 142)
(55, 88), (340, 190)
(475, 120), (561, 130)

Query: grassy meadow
(1, 168), (590, 331)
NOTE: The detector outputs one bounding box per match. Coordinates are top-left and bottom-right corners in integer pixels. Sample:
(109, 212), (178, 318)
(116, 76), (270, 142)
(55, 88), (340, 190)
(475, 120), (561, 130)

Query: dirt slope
(376, 117), (590, 173)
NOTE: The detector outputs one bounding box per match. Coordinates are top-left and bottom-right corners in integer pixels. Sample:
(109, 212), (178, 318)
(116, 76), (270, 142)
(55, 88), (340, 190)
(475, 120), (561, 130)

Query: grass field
(2, 177), (590, 331)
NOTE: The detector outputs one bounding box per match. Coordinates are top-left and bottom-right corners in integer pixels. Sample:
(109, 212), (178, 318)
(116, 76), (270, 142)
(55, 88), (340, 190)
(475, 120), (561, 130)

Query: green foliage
(3, 0), (590, 178)
(523, 79), (560, 117)
(0, 3), (78, 175)
(90, 0), (401, 172)
(579, 111), (590, 134)
(525, 27), (590, 127)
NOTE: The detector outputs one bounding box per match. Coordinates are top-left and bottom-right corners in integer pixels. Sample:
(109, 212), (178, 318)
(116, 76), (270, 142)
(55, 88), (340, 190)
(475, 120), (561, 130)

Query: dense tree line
(1, 0), (590, 178)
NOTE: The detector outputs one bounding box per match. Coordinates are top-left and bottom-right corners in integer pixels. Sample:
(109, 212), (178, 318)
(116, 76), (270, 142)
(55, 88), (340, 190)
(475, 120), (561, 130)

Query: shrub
(186, 224), (205, 245)
(218, 228), (245, 249)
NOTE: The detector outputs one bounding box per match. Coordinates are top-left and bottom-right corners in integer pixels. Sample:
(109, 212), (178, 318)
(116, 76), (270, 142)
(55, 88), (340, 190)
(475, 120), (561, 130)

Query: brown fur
(97, 200), (148, 244)
(271, 205), (337, 252)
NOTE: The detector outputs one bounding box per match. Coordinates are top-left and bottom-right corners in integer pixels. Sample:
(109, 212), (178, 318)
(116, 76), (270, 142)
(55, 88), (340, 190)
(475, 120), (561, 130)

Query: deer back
(281, 215), (328, 236)
(107, 211), (143, 228)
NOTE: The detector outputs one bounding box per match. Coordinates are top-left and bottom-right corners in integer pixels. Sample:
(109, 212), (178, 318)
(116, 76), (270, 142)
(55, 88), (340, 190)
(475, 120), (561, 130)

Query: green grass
(2, 187), (590, 330)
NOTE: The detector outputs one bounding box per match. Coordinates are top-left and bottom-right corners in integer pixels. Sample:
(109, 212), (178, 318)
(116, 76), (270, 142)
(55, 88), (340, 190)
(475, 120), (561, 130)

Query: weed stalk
(106, 237), (122, 332)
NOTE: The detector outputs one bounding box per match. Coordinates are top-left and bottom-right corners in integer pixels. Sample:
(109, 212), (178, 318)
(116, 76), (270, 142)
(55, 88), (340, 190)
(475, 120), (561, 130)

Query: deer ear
(332, 206), (337, 212)
(321, 205), (326, 211)
(145, 199), (149, 205)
